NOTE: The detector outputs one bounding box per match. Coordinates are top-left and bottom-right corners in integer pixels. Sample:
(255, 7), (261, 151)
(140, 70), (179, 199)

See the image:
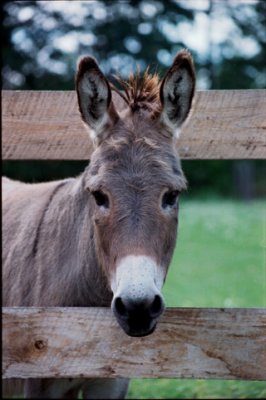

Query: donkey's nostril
(150, 295), (164, 318)
(114, 297), (128, 318)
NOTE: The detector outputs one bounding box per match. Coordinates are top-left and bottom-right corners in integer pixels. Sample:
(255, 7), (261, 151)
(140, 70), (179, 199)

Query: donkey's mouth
(124, 322), (157, 338)
(115, 317), (158, 337)
(112, 307), (160, 337)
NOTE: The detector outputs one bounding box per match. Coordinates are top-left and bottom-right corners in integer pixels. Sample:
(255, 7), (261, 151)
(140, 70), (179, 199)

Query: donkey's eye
(92, 190), (109, 208)
(162, 190), (179, 209)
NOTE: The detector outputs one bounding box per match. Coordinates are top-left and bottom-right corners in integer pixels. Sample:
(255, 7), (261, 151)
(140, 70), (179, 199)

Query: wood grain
(3, 307), (266, 380)
(2, 90), (266, 160)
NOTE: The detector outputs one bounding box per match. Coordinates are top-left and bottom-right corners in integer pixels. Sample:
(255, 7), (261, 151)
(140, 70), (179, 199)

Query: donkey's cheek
(94, 222), (112, 255)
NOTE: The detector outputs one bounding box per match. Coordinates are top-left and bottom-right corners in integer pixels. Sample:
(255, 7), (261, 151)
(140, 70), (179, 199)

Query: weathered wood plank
(2, 307), (266, 380)
(2, 90), (266, 160)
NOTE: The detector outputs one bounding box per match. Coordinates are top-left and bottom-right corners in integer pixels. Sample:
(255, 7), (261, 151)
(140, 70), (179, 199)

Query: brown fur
(112, 68), (160, 113)
(2, 49), (195, 398)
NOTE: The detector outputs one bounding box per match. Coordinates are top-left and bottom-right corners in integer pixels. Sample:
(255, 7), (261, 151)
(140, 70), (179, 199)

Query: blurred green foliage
(2, 0), (266, 89)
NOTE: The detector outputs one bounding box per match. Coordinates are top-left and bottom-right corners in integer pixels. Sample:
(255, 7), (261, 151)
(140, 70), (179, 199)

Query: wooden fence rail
(3, 307), (266, 381)
(2, 89), (266, 385)
(2, 89), (266, 160)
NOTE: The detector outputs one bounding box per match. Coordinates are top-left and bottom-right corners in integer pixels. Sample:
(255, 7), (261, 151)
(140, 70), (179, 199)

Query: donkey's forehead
(92, 136), (176, 169)
(86, 135), (186, 190)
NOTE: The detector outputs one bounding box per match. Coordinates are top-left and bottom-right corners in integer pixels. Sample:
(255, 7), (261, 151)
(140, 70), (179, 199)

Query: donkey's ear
(76, 56), (118, 144)
(159, 49), (195, 138)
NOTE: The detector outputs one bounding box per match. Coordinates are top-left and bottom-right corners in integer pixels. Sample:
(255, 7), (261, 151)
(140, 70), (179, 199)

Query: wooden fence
(2, 89), (266, 382)
(3, 90), (266, 160)
(3, 307), (266, 380)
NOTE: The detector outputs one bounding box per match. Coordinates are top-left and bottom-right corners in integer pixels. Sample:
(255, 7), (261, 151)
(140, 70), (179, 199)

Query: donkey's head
(76, 50), (195, 337)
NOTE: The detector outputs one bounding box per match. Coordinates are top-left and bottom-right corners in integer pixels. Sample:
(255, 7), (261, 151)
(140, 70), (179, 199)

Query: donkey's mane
(111, 68), (160, 112)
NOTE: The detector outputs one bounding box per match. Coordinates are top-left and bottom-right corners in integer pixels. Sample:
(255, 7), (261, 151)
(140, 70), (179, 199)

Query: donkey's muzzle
(112, 294), (165, 337)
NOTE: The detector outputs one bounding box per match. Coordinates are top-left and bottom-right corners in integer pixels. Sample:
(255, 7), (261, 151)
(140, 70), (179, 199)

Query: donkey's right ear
(159, 49), (196, 139)
(76, 56), (118, 145)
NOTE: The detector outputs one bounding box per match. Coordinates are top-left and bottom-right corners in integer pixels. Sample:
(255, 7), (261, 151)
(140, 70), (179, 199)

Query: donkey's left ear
(76, 56), (118, 145)
(159, 49), (196, 138)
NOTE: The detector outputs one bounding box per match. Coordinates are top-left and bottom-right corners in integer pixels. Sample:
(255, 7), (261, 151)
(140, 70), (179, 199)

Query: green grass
(163, 199), (265, 308)
(127, 380), (266, 399)
(127, 199), (265, 399)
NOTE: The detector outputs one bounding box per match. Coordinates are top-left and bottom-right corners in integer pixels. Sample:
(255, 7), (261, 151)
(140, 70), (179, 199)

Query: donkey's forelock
(111, 68), (161, 114)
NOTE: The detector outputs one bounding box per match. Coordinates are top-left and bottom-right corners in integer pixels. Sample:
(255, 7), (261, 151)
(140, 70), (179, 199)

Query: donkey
(2, 49), (195, 399)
